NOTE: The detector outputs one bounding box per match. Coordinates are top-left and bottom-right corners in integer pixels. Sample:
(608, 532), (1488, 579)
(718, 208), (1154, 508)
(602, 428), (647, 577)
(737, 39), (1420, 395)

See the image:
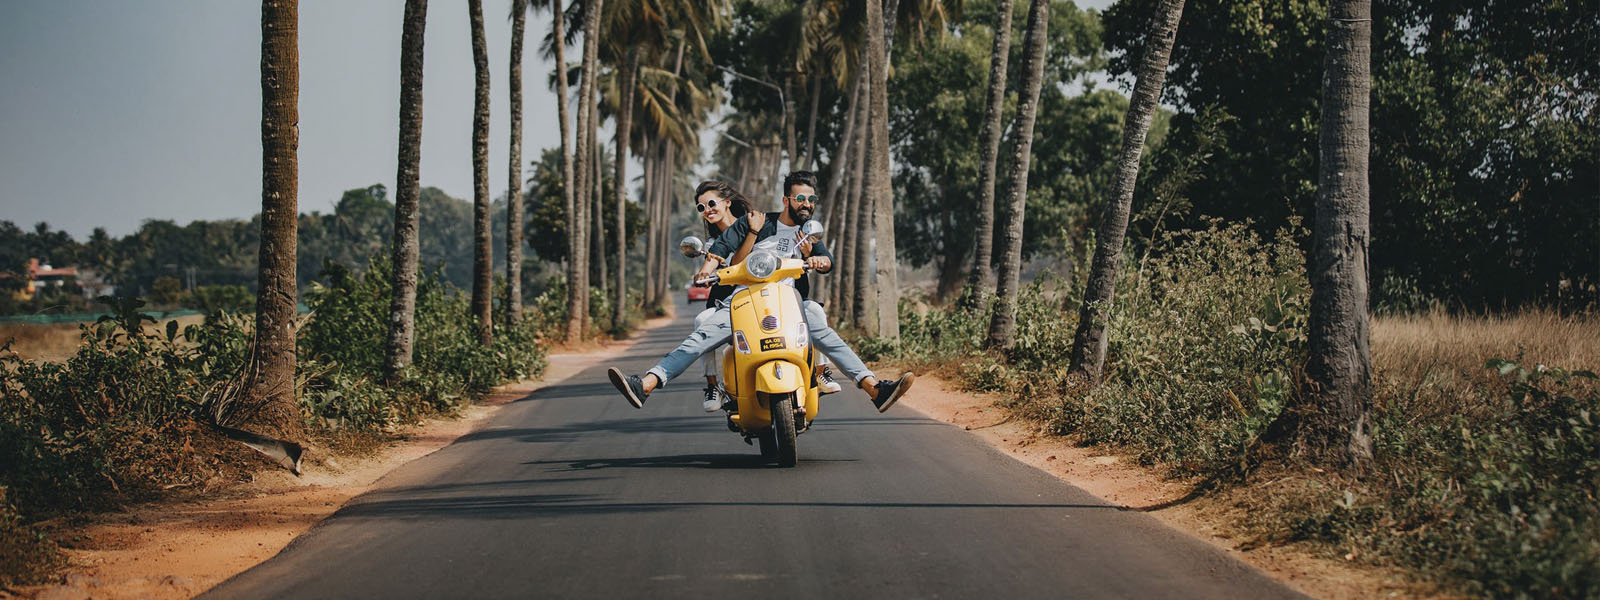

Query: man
(607, 171), (914, 412)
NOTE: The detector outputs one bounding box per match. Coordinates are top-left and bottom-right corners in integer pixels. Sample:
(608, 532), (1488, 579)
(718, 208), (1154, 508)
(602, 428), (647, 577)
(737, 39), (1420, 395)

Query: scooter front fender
(754, 360), (803, 395)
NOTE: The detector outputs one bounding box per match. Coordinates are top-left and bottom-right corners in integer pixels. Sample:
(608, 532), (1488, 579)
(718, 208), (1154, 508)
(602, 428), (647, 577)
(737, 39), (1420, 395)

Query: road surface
(204, 307), (1303, 599)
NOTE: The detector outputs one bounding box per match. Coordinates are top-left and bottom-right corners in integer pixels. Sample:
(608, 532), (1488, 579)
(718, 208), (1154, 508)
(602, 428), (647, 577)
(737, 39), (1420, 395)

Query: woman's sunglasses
(695, 199), (719, 212)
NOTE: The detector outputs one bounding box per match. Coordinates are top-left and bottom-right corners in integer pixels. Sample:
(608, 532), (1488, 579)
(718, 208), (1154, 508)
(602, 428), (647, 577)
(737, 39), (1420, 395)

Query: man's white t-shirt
(745, 219), (804, 289)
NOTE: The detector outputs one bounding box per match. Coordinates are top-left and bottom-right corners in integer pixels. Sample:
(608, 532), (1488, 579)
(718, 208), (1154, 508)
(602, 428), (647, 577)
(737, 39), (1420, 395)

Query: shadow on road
(454, 416), (720, 444)
(333, 493), (1126, 521)
(521, 453), (858, 471)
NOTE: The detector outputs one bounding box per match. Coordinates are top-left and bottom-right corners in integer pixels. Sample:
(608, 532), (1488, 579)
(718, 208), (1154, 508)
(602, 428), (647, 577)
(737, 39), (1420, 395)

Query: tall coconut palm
(985, 0), (1050, 349)
(386, 0), (428, 380)
(1065, 0), (1184, 374)
(611, 50), (636, 332)
(574, 0), (604, 336)
(532, 0), (583, 343)
(1302, 0), (1374, 465)
(252, 0), (303, 440)
(864, 0), (900, 338)
(505, 0), (528, 326)
(965, 0), (1013, 297)
(468, 0), (493, 346)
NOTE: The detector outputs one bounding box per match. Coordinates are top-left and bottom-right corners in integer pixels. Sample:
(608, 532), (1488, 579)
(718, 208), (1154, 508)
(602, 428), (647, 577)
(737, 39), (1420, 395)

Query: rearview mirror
(680, 236), (705, 258)
(801, 220), (824, 244)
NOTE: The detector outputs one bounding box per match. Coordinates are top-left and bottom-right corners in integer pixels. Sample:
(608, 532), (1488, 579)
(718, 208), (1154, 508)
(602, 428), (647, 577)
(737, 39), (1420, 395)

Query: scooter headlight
(746, 251), (780, 280)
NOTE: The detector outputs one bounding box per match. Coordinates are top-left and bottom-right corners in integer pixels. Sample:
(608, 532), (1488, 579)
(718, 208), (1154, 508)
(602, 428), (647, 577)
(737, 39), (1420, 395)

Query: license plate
(760, 336), (785, 351)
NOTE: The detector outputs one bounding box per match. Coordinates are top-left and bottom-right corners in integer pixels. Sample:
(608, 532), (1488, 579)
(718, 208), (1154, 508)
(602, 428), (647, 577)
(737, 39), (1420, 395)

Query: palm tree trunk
(966, 0), (1014, 298)
(504, 1), (526, 326)
(865, 0), (899, 338)
(386, 0), (427, 378)
(640, 135), (656, 309)
(985, 0), (1052, 349)
(468, 0), (493, 346)
(591, 99), (606, 302)
(848, 75), (872, 328)
(823, 64), (864, 212)
(1065, 0), (1183, 372)
(612, 51), (637, 332)
(552, 0), (582, 344)
(575, 0), (604, 336)
(467, 0), (489, 347)
(802, 73), (822, 170)
(1303, 0), (1374, 465)
(252, 0), (303, 440)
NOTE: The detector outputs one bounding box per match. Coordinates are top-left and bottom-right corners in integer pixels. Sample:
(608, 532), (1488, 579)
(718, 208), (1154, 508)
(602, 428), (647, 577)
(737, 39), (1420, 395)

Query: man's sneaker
(818, 365), (842, 395)
(871, 372), (916, 413)
(702, 386), (722, 412)
(608, 367), (648, 409)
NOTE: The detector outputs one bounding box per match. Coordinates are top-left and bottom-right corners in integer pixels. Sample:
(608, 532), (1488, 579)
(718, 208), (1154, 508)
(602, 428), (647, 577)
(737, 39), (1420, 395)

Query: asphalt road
(203, 306), (1304, 599)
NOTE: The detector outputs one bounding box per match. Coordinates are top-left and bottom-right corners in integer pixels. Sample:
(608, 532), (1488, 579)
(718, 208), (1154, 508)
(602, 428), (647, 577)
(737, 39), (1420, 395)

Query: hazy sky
(0, 0), (1117, 239)
(0, 0), (574, 238)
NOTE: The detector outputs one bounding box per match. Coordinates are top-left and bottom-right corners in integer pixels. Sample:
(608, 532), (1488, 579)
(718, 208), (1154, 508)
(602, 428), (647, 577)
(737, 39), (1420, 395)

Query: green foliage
(1103, 0), (1599, 309)
(183, 284), (254, 315)
(1, 249), (551, 583)
(1282, 361), (1600, 598)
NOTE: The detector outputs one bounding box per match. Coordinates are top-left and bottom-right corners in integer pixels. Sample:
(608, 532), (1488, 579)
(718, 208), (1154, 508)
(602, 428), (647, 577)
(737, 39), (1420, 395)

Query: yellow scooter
(680, 225), (822, 467)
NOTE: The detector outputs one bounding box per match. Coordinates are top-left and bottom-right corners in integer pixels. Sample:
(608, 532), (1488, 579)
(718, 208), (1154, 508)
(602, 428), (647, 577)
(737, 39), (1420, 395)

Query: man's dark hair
(782, 171), (819, 196)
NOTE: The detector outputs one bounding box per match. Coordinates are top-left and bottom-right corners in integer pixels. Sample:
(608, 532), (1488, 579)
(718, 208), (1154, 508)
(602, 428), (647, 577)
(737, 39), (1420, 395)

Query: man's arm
(799, 237), (834, 273)
(707, 215), (751, 259)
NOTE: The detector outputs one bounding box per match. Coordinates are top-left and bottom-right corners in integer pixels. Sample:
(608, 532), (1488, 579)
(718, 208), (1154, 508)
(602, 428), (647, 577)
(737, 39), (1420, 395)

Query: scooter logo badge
(760, 336), (786, 351)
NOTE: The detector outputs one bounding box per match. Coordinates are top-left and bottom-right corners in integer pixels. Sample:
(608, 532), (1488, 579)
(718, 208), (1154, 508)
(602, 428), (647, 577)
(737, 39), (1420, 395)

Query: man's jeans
(647, 300), (870, 387)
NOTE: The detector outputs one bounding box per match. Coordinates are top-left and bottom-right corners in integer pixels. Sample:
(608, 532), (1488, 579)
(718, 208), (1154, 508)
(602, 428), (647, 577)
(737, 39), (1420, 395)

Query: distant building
(13, 258), (81, 300)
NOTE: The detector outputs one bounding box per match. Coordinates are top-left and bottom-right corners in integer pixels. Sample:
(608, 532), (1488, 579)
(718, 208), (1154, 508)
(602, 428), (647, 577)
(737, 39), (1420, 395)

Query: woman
(690, 180), (754, 412)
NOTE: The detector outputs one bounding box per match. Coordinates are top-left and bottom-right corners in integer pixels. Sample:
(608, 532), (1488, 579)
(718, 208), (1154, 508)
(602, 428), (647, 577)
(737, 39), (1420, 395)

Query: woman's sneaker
(702, 386), (722, 412)
(819, 365), (842, 394)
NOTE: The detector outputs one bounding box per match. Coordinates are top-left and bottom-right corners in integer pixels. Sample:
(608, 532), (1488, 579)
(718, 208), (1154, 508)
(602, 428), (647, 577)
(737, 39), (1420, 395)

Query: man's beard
(786, 205), (811, 224)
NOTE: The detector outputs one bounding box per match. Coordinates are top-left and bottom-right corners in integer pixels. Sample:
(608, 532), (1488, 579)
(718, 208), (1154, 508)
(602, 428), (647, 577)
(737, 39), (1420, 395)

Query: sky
(0, 0), (1118, 239)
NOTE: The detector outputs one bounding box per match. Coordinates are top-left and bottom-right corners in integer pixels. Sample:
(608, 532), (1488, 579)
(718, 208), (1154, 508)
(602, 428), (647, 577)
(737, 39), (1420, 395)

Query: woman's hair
(694, 180), (752, 238)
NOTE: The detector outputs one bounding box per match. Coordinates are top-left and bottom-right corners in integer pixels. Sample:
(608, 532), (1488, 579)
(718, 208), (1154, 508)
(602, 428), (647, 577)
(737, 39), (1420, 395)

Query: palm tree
(863, 0), (899, 337)
(611, 51), (636, 332)
(1065, 0), (1185, 374)
(965, 0), (1013, 297)
(505, 0), (528, 326)
(532, 0), (583, 343)
(572, 0), (604, 337)
(1302, 0), (1375, 465)
(468, 0), (493, 346)
(985, 0), (1051, 349)
(252, 0), (303, 440)
(386, 0), (428, 380)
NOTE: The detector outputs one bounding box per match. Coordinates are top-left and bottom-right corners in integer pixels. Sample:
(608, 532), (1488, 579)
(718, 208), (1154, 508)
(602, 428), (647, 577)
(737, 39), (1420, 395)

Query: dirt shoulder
(897, 374), (1427, 600)
(7, 313), (672, 600)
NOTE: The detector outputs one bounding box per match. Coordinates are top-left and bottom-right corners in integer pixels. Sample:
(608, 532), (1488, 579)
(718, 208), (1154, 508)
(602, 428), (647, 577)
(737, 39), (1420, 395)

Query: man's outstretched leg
(608, 307), (732, 408)
(802, 300), (914, 412)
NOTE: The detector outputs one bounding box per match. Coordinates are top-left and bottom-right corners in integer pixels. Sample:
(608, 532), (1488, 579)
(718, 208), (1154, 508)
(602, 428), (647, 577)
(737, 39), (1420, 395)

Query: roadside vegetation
(0, 256), (573, 586)
(861, 222), (1598, 597)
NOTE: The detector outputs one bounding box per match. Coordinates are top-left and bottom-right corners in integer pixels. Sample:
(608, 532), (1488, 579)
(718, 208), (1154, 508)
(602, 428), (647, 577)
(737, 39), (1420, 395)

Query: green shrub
(183, 284), (254, 315)
(0, 487), (61, 586)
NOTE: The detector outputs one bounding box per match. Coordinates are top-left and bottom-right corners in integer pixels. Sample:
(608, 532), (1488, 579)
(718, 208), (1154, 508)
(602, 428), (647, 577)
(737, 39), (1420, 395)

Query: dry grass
(0, 315), (208, 363)
(1371, 309), (1600, 419)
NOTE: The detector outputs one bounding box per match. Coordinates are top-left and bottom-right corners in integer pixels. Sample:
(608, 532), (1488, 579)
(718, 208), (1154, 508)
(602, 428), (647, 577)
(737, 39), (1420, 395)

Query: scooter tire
(772, 393), (798, 468)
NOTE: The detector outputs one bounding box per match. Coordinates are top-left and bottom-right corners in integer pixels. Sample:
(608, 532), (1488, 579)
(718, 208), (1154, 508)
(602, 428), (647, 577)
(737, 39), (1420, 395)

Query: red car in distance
(686, 280), (711, 303)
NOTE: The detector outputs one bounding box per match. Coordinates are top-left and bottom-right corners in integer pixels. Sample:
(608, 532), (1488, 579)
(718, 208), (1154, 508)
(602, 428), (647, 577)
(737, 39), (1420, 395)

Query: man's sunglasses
(695, 198), (720, 212)
(788, 194), (820, 205)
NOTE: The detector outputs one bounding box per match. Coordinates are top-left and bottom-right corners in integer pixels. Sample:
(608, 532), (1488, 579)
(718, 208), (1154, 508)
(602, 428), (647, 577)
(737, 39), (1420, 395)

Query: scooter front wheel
(772, 393), (798, 467)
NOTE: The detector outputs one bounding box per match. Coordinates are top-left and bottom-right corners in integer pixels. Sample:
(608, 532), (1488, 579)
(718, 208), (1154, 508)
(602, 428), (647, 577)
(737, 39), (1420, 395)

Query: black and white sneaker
(608, 367), (648, 409)
(871, 372), (915, 413)
(702, 386), (722, 412)
(818, 365), (842, 395)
